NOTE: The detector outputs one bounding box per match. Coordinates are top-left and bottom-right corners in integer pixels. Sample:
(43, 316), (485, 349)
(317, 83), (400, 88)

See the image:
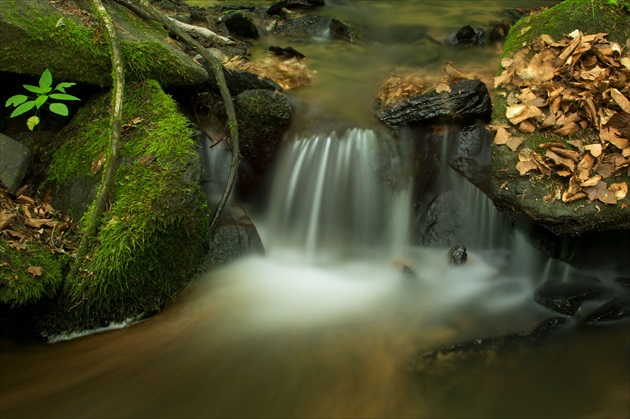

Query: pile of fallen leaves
(0, 186), (76, 276)
(225, 53), (315, 91)
(492, 29), (630, 205)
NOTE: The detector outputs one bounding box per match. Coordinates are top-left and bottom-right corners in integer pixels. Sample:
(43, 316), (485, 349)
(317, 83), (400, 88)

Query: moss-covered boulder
(0, 0), (208, 86)
(40, 80), (209, 335)
(490, 0), (630, 236)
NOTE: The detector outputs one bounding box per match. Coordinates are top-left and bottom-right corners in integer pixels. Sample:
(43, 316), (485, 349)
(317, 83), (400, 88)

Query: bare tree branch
(132, 0), (241, 233)
(69, 0), (125, 283)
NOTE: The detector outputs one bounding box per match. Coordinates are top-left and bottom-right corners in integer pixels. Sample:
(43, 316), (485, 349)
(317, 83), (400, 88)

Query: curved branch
(69, 0), (125, 282)
(132, 0), (240, 233)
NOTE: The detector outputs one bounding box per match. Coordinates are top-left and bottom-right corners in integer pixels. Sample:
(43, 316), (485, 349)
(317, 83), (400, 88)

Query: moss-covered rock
(40, 80), (209, 335)
(490, 0), (630, 236)
(0, 0), (208, 86)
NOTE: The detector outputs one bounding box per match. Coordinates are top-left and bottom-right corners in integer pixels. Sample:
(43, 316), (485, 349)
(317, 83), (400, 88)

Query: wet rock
(0, 133), (33, 195)
(448, 120), (492, 196)
(416, 191), (464, 247)
(447, 25), (486, 47)
(377, 79), (492, 126)
(580, 296), (630, 326)
(269, 45), (306, 59)
(273, 14), (330, 38)
(411, 317), (568, 374)
(222, 11), (260, 39)
(614, 277), (630, 291)
(533, 281), (612, 316)
(448, 245), (468, 265)
(329, 18), (362, 43)
(234, 89), (293, 175)
(204, 202), (265, 270)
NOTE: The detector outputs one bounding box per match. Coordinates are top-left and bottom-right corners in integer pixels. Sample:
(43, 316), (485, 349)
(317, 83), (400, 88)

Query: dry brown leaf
(546, 149), (576, 171)
(610, 88), (630, 113)
(609, 182), (628, 200)
(0, 213), (16, 230)
(550, 147), (580, 161)
(27, 266), (42, 277)
(584, 143), (603, 157)
(557, 170), (572, 177)
(516, 160), (538, 175)
(554, 121), (579, 136)
(435, 83), (451, 93)
(519, 120), (536, 133)
(493, 127), (511, 145)
(91, 153), (107, 175)
(580, 174), (602, 187)
(506, 135), (524, 151)
(506, 104), (544, 125)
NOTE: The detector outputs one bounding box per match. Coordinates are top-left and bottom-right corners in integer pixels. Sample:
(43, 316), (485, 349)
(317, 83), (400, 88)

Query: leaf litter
(0, 186), (77, 277)
(492, 30), (630, 205)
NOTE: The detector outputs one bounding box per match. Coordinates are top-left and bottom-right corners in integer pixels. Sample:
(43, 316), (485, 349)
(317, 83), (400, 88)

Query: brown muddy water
(2, 1), (629, 418)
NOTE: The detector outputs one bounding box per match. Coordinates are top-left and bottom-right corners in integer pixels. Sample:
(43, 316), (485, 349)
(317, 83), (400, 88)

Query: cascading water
(264, 128), (412, 263)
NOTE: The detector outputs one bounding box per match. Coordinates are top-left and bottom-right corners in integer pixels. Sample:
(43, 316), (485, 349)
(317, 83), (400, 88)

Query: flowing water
(2, 1), (630, 418)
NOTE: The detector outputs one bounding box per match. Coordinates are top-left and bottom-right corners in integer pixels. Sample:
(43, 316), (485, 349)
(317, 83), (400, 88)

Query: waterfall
(265, 128), (412, 264)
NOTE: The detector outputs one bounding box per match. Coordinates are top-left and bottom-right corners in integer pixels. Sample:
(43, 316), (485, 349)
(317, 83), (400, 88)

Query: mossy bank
(490, 0), (630, 236)
(39, 80), (209, 335)
(0, 0), (208, 86)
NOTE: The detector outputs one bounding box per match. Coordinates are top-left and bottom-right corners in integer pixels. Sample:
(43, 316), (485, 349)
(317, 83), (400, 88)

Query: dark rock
(448, 245), (468, 265)
(447, 25), (486, 47)
(412, 317), (568, 374)
(222, 11), (260, 39)
(329, 18), (362, 43)
(189, 6), (210, 24)
(377, 79), (492, 126)
(234, 89), (293, 175)
(0, 133), (33, 195)
(533, 281), (612, 316)
(273, 14), (330, 38)
(416, 191), (464, 247)
(580, 296), (630, 325)
(448, 120), (492, 196)
(204, 202), (265, 270)
(614, 277), (630, 291)
(269, 45), (306, 59)
(50, 174), (99, 220)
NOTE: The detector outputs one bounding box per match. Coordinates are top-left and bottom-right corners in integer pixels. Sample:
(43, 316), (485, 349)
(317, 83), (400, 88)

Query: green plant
(4, 69), (80, 130)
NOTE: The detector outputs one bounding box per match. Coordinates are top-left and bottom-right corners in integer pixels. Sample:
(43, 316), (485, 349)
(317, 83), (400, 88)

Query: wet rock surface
(377, 79), (492, 126)
(447, 245), (468, 265)
(533, 280), (611, 316)
(222, 10), (260, 39)
(447, 120), (492, 196)
(234, 89), (293, 175)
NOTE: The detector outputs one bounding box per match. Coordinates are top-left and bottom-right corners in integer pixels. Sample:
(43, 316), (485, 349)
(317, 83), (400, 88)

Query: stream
(1, 1), (629, 418)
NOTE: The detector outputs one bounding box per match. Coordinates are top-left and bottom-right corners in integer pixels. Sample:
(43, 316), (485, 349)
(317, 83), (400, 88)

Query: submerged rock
(533, 281), (612, 316)
(377, 79), (492, 126)
(580, 296), (630, 326)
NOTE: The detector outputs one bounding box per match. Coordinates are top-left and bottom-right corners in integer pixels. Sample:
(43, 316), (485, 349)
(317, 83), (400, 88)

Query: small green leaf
(5, 95), (28, 107)
(49, 93), (80, 101)
(39, 69), (53, 90)
(49, 102), (69, 116)
(27, 116), (40, 131)
(54, 82), (76, 93)
(35, 95), (48, 109)
(23, 84), (47, 94)
(10, 101), (36, 118)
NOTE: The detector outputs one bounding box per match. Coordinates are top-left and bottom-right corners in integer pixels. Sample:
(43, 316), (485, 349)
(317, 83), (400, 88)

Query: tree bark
(69, 0), (125, 282)
(132, 0), (240, 233)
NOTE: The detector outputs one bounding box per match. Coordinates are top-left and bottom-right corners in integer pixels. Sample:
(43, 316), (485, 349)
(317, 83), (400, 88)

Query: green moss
(46, 80), (209, 331)
(502, 0), (630, 63)
(0, 0), (207, 86)
(0, 241), (65, 308)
